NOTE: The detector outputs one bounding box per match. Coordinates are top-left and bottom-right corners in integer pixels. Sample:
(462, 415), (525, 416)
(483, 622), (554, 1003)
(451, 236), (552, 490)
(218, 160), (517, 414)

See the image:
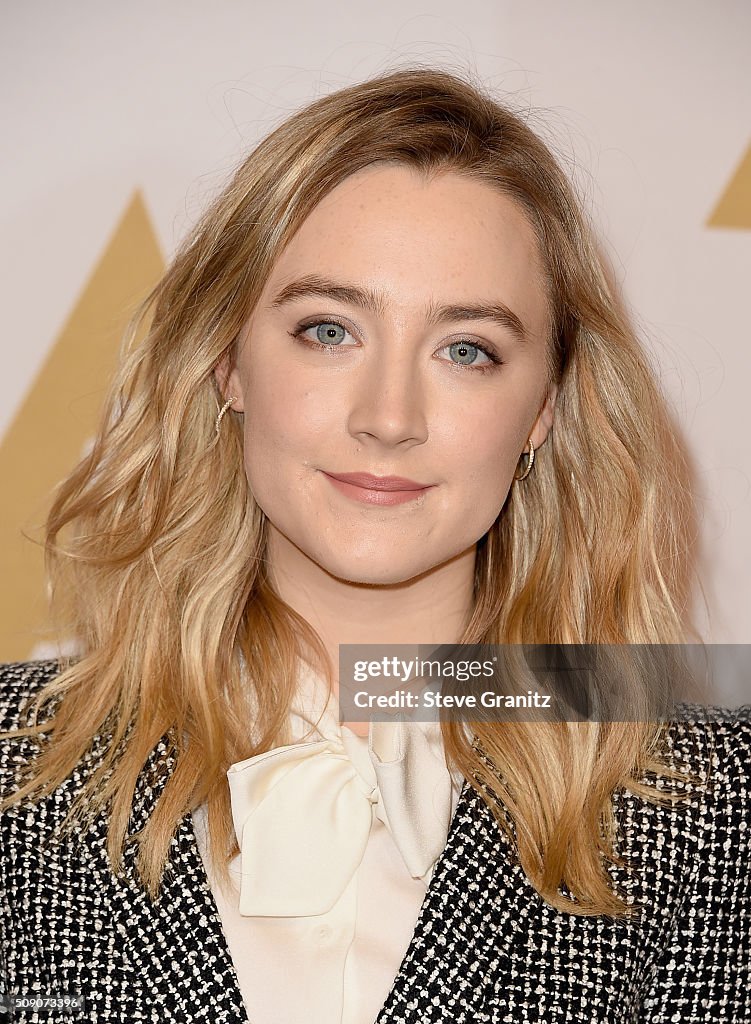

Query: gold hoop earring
(215, 396), (237, 435)
(514, 438), (535, 480)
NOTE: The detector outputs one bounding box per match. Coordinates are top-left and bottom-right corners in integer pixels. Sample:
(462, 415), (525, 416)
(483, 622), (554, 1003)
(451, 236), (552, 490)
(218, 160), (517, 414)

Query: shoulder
(616, 702), (751, 879)
(0, 659), (63, 733)
(0, 660), (64, 799)
(662, 701), (751, 804)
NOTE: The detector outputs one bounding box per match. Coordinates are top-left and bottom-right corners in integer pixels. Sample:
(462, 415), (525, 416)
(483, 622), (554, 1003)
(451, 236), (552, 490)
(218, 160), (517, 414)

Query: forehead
(260, 164), (550, 337)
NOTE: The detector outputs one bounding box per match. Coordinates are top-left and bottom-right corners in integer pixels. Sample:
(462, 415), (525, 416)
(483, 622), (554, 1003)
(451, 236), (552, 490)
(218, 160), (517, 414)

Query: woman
(1, 67), (748, 1023)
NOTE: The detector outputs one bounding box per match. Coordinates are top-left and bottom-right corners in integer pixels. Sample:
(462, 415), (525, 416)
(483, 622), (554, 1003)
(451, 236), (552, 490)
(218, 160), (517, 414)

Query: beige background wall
(1, 1), (749, 701)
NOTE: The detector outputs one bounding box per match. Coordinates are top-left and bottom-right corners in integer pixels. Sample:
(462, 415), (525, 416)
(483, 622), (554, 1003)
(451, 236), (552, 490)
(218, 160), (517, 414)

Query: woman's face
(223, 164), (556, 586)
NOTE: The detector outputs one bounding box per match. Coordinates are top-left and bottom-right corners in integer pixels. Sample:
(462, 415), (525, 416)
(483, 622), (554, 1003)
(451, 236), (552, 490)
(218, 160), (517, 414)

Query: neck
(266, 527), (476, 726)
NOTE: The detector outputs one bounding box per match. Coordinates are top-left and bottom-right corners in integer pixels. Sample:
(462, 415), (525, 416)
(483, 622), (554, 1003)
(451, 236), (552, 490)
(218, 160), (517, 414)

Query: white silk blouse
(191, 662), (464, 1024)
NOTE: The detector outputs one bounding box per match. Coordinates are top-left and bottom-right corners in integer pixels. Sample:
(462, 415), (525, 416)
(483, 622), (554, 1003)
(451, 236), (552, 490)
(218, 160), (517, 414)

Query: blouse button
(316, 924), (333, 941)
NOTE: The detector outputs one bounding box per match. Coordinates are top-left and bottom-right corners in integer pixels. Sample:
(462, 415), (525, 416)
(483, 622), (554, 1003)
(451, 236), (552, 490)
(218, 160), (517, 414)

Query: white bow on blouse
(226, 666), (460, 919)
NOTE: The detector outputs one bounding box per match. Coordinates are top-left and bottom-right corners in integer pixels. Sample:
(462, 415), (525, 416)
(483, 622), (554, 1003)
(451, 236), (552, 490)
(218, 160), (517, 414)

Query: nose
(346, 353), (428, 450)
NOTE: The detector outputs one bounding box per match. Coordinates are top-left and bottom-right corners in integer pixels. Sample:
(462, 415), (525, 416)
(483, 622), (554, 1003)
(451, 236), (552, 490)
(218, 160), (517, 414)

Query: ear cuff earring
(215, 396), (237, 435)
(514, 438), (535, 480)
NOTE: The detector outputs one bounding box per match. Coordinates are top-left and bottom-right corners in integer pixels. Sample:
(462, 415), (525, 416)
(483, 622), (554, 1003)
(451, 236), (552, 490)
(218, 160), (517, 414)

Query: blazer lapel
(374, 779), (539, 1021)
(104, 737), (250, 1022)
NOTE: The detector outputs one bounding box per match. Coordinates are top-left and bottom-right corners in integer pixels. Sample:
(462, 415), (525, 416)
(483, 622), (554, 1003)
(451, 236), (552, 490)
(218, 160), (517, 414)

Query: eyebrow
(269, 274), (528, 343)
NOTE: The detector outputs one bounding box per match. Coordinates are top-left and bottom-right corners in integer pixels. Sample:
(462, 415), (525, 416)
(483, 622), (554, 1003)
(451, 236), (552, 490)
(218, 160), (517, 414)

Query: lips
(321, 470), (434, 507)
(323, 471), (429, 491)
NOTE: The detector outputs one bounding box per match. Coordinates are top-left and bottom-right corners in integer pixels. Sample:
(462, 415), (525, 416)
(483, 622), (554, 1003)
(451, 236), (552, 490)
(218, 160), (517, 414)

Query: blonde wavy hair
(1, 67), (702, 917)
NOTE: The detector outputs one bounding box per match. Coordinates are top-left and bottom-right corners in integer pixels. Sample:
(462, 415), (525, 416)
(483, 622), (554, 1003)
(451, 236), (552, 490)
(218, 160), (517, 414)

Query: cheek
(239, 368), (331, 491)
(444, 398), (528, 503)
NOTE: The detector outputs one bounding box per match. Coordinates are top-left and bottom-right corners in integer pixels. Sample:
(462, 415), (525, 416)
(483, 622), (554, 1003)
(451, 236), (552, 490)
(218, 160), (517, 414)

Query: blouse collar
(226, 660), (464, 917)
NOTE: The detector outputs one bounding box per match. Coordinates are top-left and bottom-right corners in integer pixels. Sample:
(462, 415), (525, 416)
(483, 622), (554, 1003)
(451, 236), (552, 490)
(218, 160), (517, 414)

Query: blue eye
(449, 341), (479, 365)
(442, 340), (494, 367)
(290, 317), (354, 350)
(291, 319), (354, 349)
(314, 322), (347, 345)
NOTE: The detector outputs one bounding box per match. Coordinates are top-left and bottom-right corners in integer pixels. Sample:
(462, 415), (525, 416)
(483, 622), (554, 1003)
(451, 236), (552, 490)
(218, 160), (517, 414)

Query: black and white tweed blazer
(1, 660), (749, 1023)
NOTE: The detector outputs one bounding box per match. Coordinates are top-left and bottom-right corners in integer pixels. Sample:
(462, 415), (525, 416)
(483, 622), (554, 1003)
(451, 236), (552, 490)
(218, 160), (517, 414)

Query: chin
(318, 551), (430, 587)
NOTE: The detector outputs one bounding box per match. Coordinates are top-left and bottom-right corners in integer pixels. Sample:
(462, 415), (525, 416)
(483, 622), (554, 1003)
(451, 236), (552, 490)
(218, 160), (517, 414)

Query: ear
(213, 349), (246, 413)
(530, 383), (557, 449)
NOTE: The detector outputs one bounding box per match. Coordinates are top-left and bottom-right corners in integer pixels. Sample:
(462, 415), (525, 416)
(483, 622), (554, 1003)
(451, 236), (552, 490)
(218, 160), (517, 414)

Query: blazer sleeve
(639, 705), (751, 1022)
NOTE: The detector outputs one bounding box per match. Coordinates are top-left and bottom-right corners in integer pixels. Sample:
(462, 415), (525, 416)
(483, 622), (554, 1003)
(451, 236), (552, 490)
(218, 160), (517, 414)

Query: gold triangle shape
(0, 191), (164, 661)
(707, 141), (751, 229)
